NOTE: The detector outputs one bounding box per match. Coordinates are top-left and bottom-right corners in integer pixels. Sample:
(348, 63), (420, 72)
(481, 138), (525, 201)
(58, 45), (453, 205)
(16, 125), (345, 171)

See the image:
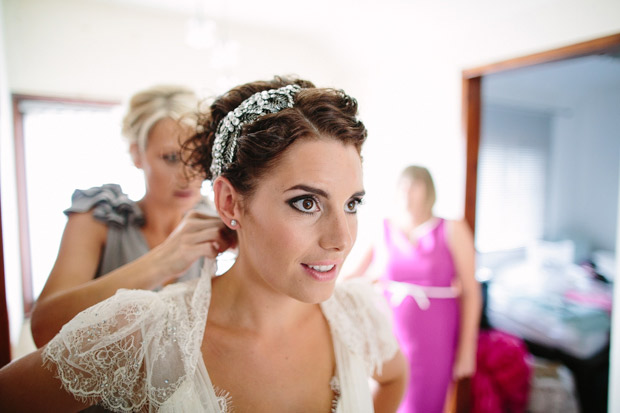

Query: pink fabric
(471, 330), (532, 413)
(378, 219), (459, 413)
(564, 290), (613, 313)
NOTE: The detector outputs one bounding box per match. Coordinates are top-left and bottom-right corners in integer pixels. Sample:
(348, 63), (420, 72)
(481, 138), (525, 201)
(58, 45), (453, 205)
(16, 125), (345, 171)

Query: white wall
(4, 0), (620, 221)
(549, 87), (620, 254)
(3, 0), (355, 99)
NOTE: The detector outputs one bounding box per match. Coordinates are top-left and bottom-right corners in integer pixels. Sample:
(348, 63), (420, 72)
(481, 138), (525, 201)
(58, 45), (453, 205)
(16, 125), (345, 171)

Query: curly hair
(183, 76), (367, 197)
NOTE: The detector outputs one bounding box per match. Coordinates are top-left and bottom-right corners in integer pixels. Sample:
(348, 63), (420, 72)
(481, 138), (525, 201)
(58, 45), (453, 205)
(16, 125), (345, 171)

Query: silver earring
(230, 219), (237, 227)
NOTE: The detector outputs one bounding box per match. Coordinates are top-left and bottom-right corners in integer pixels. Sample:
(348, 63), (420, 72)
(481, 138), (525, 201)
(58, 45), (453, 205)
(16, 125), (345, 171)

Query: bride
(0, 76), (408, 412)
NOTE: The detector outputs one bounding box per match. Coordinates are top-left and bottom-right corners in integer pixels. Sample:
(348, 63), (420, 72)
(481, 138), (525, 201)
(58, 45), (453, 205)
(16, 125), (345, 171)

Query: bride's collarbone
(202, 319), (336, 410)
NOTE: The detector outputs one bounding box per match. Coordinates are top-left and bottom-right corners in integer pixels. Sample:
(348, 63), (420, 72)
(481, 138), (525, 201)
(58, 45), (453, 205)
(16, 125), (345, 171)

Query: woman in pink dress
(353, 165), (481, 412)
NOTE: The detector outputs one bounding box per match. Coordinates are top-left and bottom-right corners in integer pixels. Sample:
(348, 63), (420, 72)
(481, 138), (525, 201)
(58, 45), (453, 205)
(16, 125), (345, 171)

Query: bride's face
(235, 137), (364, 303)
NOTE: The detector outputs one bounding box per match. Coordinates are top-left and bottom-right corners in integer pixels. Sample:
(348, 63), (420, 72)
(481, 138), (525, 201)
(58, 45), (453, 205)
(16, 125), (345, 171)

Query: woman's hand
(446, 219), (481, 381)
(452, 348), (476, 380)
(31, 210), (236, 347)
(151, 210), (236, 284)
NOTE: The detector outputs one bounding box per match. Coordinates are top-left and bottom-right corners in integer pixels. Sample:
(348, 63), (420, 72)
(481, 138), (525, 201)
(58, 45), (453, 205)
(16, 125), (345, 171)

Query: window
(15, 96), (143, 309)
(14, 96), (223, 314)
(475, 104), (551, 253)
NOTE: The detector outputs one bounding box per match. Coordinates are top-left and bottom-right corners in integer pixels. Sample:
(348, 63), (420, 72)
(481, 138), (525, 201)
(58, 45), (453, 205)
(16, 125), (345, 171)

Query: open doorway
(462, 33), (620, 413)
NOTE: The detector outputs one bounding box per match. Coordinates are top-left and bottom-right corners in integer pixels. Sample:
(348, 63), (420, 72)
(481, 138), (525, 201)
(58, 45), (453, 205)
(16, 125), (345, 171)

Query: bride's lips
(301, 262), (339, 282)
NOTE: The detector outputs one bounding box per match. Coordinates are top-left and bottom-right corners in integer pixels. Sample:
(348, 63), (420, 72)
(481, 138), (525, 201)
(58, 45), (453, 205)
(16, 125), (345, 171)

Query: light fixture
(185, 0), (240, 71)
(186, 0), (217, 50)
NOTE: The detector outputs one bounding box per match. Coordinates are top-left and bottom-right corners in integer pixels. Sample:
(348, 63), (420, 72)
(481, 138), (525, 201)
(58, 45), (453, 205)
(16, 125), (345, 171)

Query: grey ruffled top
(64, 184), (202, 282)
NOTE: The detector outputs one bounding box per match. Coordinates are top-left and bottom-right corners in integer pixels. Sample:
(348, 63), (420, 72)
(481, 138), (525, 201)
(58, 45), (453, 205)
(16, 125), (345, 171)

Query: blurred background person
(30, 85), (235, 347)
(351, 165), (481, 412)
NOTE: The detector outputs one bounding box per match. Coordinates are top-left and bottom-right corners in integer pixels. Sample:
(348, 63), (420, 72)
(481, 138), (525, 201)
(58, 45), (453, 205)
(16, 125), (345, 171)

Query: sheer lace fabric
(43, 262), (398, 412)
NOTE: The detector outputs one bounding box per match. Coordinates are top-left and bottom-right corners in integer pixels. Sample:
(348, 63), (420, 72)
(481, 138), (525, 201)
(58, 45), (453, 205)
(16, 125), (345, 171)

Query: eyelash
(288, 196), (365, 215)
(162, 153), (180, 164)
(289, 196), (320, 214)
(347, 197), (364, 214)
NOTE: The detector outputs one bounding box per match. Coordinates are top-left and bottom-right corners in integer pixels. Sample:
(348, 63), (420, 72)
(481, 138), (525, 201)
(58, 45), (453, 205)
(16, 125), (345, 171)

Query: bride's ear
(213, 177), (241, 229)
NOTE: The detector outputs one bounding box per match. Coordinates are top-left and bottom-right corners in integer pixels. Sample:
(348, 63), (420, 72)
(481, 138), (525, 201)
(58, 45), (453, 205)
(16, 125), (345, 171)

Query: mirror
(473, 52), (620, 412)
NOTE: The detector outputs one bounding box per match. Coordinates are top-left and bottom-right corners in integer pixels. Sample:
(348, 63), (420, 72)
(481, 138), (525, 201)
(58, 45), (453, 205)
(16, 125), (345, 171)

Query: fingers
(185, 225), (233, 251)
(185, 216), (226, 231)
(185, 208), (220, 219)
(181, 239), (225, 261)
(204, 241), (222, 259)
(185, 241), (221, 260)
(182, 212), (237, 249)
(172, 212), (227, 237)
(161, 212), (236, 266)
(452, 363), (476, 380)
(181, 208), (218, 221)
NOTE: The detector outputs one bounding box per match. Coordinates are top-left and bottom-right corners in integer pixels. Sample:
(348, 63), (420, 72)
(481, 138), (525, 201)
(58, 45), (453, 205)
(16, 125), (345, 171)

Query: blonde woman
(30, 85), (234, 347)
(352, 166), (481, 412)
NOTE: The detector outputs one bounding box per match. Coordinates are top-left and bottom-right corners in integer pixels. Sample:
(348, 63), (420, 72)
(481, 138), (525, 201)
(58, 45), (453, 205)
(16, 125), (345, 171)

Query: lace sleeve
(323, 279), (399, 376)
(41, 284), (195, 412)
(63, 184), (144, 228)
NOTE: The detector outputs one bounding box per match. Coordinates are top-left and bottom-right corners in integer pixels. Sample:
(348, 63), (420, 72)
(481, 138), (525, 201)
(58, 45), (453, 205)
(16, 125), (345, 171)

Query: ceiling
(92, 0), (620, 112)
(96, 0), (366, 31)
(94, 0), (562, 34)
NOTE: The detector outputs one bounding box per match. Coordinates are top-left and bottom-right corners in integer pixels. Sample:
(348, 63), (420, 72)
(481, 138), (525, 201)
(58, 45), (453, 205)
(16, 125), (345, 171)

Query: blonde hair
(400, 165), (436, 209)
(121, 85), (199, 151)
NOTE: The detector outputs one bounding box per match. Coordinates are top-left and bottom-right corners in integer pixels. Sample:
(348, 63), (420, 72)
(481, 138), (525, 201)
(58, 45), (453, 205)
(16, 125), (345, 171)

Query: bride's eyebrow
(285, 184), (329, 199)
(285, 185), (366, 200)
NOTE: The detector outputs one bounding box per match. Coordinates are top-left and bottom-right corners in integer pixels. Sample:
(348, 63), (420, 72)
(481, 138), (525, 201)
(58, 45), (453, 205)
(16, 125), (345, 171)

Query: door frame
(461, 32), (620, 411)
(0, 95), (118, 365)
(12, 94), (119, 316)
(462, 33), (620, 231)
(0, 190), (10, 367)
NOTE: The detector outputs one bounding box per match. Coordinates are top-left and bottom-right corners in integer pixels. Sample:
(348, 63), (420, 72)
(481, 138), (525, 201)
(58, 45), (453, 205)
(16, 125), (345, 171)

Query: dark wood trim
(462, 32), (620, 236)
(463, 33), (620, 79)
(462, 76), (481, 232)
(12, 96), (33, 316)
(0, 190), (11, 367)
(11, 94), (119, 316)
(12, 94), (118, 108)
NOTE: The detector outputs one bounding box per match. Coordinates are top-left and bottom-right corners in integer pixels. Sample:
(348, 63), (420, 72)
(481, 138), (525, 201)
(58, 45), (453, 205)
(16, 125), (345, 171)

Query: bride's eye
(162, 152), (180, 164)
(290, 196), (321, 214)
(345, 197), (363, 214)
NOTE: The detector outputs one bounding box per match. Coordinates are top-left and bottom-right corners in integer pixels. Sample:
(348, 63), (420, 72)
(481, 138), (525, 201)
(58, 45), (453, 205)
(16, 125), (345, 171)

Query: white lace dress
(43, 261), (398, 412)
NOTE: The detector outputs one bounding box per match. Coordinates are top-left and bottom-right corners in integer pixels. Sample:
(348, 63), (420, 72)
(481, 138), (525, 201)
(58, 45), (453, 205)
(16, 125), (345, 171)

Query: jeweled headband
(210, 84), (302, 178)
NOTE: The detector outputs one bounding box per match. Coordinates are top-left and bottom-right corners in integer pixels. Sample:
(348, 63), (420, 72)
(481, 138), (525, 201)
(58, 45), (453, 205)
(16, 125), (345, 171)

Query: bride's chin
(296, 285), (337, 305)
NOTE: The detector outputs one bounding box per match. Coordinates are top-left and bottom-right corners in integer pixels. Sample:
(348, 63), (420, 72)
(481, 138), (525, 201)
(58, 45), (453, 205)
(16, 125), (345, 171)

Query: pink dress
(376, 218), (459, 413)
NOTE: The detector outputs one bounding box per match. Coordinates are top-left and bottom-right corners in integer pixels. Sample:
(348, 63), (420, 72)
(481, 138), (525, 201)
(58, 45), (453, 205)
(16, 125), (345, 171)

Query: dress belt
(380, 280), (460, 310)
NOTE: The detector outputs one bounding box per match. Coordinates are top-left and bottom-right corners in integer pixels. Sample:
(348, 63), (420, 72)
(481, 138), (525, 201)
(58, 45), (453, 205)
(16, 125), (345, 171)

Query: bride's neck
(210, 266), (318, 334)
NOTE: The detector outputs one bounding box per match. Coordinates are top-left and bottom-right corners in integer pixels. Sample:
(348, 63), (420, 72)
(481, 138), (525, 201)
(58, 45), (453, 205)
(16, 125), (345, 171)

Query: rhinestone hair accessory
(210, 84), (302, 178)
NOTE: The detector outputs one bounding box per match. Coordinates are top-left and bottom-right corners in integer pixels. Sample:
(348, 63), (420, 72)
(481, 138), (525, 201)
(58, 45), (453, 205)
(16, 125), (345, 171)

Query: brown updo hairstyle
(183, 76), (367, 197)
